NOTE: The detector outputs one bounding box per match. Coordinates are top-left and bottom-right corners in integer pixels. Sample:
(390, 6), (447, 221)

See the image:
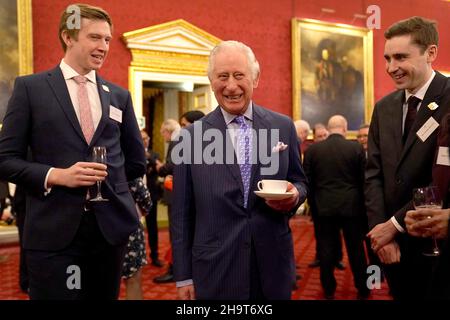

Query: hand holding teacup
(257, 179), (300, 212)
(257, 179), (288, 194)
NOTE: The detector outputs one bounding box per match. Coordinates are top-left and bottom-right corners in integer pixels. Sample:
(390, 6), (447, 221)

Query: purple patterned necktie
(234, 115), (252, 208)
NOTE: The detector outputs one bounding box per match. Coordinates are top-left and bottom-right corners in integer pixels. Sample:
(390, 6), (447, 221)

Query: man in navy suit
(365, 16), (450, 299)
(0, 4), (145, 299)
(170, 41), (308, 300)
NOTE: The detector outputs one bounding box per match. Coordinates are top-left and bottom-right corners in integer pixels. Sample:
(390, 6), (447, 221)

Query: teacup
(257, 179), (288, 193)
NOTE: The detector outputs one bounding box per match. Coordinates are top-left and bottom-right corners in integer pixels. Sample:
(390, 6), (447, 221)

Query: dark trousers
(145, 202), (159, 261)
(312, 210), (343, 261)
(26, 212), (126, 300)
(383, 236), (436, 300)
(317, 216), (368, 296)
(15, 206), (28, 291)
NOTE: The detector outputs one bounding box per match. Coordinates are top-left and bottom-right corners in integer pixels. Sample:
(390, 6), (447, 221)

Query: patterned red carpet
(0, 215), (391, 300)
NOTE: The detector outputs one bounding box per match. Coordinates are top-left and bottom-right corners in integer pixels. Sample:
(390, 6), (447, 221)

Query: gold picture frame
(0, 0), (33, 125)
(291, 18), (374, 135)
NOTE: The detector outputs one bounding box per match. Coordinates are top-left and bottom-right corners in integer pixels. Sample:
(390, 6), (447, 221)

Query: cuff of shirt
(176, 279), (193, 288)
(390, 216), (405, 233)
(44, 168), (54, 196)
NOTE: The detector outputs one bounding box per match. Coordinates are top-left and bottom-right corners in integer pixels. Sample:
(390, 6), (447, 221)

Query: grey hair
(207, 40), (260, 80)
(161, 119), (181, 134)
(294, 119), (311, 132)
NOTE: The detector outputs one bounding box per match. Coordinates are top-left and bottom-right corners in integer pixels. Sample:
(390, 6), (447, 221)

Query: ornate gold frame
(122, 19), (221, 120)
(291, 18), (374, 137)
(17, 0), (33, 76)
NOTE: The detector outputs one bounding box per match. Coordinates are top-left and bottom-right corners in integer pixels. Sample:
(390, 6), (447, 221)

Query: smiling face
(209, 47), (259, 115)
(357, 127), (369, 151)
(314, 127), (329, 142)
(62, 18), (111, 75)
(384, 34), (436, 94)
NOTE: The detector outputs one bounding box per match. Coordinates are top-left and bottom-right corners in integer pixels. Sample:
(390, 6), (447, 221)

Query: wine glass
(412, 186), (442, 256)
(90, 146), (109, 202)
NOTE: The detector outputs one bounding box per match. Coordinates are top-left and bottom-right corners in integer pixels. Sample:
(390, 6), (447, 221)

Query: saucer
(254, 190), (294, 200)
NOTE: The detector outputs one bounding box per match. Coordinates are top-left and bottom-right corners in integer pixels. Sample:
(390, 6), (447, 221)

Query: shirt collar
(405, 70), (435, 102)
(221, 102), (253, 126)
(60, 59), (97, 84)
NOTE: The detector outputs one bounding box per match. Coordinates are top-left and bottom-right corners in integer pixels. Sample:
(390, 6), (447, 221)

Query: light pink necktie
(73, 75), (95, 144)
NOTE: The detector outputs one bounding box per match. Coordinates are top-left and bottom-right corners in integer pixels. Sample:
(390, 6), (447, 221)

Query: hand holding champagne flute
(90, 146), (109, 202)
(409, 186), (443, 256)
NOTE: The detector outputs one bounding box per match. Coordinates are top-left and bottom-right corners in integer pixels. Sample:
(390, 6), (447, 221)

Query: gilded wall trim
(17, 0), (33, 75)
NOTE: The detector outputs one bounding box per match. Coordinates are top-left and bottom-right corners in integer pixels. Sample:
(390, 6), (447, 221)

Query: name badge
(109, 105), (122, 123)
(416, 117), (439, 142)
(436, 147), (450, 166)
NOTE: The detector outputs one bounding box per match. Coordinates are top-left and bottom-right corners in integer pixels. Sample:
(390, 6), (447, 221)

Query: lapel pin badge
(427, 102), (439, 110)
(102, 84), (110, 92)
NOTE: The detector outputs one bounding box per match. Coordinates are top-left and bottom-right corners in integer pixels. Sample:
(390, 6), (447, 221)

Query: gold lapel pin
(427, 102), (439, 110)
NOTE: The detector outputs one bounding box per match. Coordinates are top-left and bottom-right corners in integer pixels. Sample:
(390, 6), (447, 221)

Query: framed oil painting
(292, 18), (374, 134)
(0, 0), (33, 124)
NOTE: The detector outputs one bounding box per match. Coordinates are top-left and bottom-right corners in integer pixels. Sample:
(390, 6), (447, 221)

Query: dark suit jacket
(365, 71), (450, 230)
(303, 134), (366, 217)
(170, 104), (308, 299)
(145, 149), (162, 201)
(0, 66), (146, 251)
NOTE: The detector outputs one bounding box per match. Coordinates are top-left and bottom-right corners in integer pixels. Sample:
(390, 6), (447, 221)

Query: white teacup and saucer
(254, 179), (294, 200)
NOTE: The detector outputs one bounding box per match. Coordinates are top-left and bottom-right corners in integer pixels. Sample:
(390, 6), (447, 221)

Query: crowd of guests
(0, 3), (449, 300)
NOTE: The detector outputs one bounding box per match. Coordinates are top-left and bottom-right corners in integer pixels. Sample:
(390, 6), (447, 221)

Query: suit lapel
(204, 107), (243, 194)
(249, 104), (271, 196)
(46, 67), (86, 143)
(391, 91), (404, 159)
(90, 76), (110, 146)
(400, 72), (448, 163)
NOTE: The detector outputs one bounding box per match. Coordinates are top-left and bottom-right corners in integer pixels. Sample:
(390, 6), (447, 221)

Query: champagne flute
(412, 186), (442, 256)
(90, 146), (109, 202)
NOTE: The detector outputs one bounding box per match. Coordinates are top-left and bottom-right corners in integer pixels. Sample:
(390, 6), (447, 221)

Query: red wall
(32, 0), (450, 117)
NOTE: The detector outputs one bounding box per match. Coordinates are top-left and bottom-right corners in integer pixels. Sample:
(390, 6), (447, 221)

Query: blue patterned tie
(234, 115), (252, 208)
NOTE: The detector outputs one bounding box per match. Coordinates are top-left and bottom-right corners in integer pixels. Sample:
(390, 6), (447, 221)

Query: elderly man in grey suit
(170, 41), (308, 300)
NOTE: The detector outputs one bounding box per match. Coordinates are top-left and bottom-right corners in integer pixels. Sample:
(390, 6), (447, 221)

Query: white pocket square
(272, 142), (288, 153)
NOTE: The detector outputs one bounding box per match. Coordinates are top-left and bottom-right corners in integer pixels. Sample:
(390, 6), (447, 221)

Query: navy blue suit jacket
(0, 66), (146, 250)
(170, 104), (308, 299)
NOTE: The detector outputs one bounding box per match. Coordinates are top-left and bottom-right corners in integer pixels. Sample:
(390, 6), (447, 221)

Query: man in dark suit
(140, 129), (163, 267)
(170, 41), (308, 300)
(0, 4), (145, 299)
(303, 115), (369, 299)
(365, 16), (450, 299)
(405, 112), (450, 299)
